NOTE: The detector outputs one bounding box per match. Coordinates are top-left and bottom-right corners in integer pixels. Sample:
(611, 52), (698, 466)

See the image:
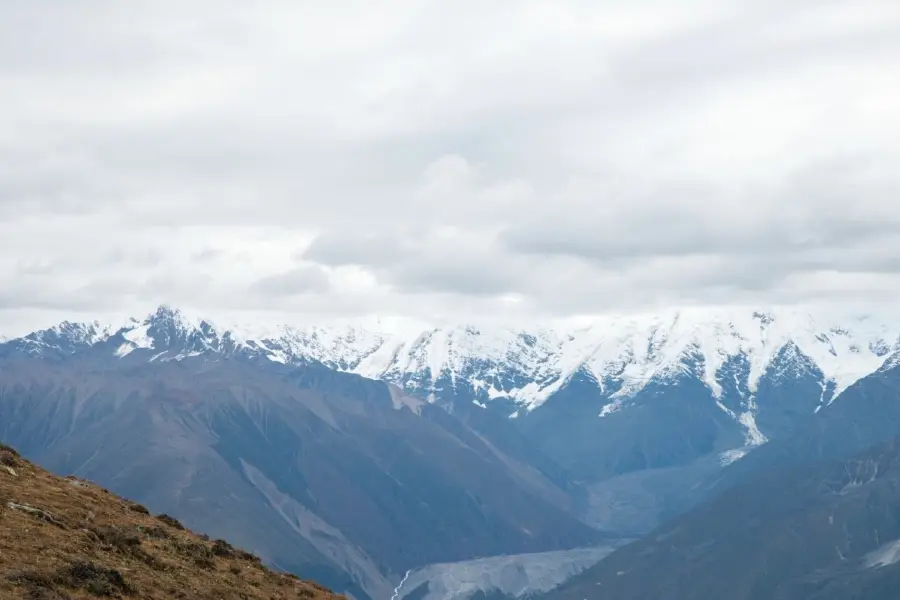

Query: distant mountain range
(8, 306), (898, 412)
(7, 306), (900, 460)
(4, 305), (900, 599)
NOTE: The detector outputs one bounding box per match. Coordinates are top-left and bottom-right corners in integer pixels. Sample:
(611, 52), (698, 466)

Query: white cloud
(1, 0), (900, 333)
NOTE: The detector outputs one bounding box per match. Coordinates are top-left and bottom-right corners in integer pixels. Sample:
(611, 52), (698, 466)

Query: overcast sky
(2, 0), (900, 333)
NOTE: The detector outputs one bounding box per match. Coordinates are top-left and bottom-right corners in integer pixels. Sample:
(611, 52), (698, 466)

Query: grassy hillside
(0, 442), (342, 600)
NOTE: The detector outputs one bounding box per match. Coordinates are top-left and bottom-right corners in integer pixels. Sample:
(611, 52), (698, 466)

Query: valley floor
(394, 543), (629, 600)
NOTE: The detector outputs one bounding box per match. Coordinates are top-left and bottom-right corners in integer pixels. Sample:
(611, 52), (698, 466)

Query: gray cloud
(501, 152), (900, 277)
(391, 266), (516, 296)
(1, 0), (899, 333)
(252, 266), (331, 297)
(304, 234), (412, 268)
(304, 230), (522, 296)
(191, 248), (224, 263)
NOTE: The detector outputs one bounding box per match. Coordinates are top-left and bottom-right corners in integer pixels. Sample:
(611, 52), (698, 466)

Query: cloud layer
(2, 0), (899, 332)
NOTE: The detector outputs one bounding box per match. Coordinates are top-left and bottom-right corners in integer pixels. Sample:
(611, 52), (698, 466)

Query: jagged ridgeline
(5, 306), (898, 436)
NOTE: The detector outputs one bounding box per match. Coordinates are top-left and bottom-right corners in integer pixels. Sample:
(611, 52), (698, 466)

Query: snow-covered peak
(8, 319), (120, 355)
(558, 308), (898, 403)
(42, 320), (117, 345)
(112, 305), (236, 359)
(144, 304), (204, 331)
(878, 349), (900, 373)
(251, 307), (899, 410)
(4, 305), (899, 413)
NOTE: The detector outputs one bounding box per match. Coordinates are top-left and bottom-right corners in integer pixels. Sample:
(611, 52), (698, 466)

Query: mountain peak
(109, 306), (231, 359)
(142, 304), (206, 331)
(148, 303), (181, 321)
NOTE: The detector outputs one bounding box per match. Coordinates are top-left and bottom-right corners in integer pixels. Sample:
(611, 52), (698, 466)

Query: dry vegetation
(0, 443), (343, 600)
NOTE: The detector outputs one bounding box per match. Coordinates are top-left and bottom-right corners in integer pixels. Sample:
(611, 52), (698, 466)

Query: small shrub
(89, 525), (167, 570)
(11, 562), (131, 598)
(0, 449), (18, 467)
(61, 561), (131, 596)
(175, 539), (216, 569)
(0, 442), (19, 457)
(193, 556), (216, 570)
(128, 502), (150, 515)
(229, 564), (242, 575)
(237, 550), (262, 563)
(24, 586), (72, 600)
(137, 524), (171, 540)
(92, 525), (141, 552)
(212, 539), (235, 557)
(155, 513), (185, 530)
(10, 569), (56, 590)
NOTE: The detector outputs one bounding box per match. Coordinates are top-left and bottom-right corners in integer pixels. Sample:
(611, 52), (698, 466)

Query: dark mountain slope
(0, 441), (342, 600)
(545, 435), (900, 600)
(711, 359), (900, 495)
(518, 369), (745, 483)
(0, 355), (601, 600)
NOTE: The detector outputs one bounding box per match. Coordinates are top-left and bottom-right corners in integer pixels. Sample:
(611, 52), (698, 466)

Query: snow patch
(599, 401), (624, 418)
(865, 539), (900, 568)
(122, 324), (154, 350)
(738, 409), (768, 446)
(266, 350), (288, 364)
(719, 447), (751, 465)
(715, 400), (737, 420)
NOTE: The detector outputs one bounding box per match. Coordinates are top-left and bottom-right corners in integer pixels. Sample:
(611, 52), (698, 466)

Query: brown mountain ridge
(0, 442), (342, 600)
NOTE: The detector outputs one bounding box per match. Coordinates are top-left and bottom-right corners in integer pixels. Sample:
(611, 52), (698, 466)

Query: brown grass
(0, 443), (344, 600)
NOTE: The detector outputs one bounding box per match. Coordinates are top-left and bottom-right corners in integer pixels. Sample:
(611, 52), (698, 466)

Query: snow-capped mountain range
(4, 305), (900, 446)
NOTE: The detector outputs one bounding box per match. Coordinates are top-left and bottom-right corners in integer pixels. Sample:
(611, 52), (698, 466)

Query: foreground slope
(0, 442), (340, 600)
(545, 435), (900, 600)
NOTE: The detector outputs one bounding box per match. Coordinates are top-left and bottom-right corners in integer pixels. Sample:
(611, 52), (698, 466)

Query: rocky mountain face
(545, 427), (900, 600)
(708, 356), (900, 496)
